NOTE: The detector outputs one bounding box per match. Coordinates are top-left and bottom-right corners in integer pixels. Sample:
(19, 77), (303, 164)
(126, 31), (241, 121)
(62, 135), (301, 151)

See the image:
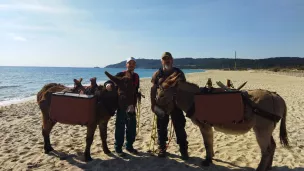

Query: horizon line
(1, 56), (303, 68)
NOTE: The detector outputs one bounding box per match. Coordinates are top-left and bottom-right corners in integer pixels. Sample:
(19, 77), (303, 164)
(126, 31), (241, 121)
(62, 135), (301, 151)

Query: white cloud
(13, 36), (27, 41)
(0, 0), (91, 35)
(0, 0), (146, 67)
(8, 33), (27, 41)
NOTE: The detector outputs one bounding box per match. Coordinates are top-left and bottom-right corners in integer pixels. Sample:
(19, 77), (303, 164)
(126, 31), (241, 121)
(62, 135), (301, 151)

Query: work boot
(157, 148), (167, 158)
(115, 151), (126, 157)
(126, 147), (138, 154)
(115, 148), (126, 157)
(180, 146), (189, 160)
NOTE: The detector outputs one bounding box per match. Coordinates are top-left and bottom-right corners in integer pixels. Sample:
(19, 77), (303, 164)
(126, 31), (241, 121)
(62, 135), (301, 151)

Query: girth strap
(241, 91), (281, 122)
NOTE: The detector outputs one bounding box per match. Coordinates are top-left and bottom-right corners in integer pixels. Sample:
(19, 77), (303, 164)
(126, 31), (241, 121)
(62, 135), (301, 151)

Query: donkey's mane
(184, 81), (199, 88)
(177, 81), (200, 93)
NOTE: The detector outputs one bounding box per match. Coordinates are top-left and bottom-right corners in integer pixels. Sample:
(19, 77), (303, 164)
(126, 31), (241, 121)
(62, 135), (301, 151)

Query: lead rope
(136, 91), (145, 137)
(148, 113), (175, 154)
(165, 120), (175, 150)
(136, 99), (141, 136)
(148, 113), (157, 153)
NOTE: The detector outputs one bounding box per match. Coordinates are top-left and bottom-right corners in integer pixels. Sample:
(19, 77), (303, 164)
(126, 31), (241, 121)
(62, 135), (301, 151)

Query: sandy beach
(0, 70), (303, 171)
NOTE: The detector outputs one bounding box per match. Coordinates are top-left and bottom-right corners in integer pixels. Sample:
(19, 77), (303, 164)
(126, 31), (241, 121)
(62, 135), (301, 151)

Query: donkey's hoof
(44, 146), (54, 154)
(103, 148), (111, 154)
(266, 166), (273, 171)
(201, 159), (212, 167)
(84, 155), (93, 162)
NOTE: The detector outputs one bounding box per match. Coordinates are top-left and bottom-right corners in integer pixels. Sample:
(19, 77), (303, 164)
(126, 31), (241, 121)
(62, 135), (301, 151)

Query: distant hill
(105, 57), (304, 70)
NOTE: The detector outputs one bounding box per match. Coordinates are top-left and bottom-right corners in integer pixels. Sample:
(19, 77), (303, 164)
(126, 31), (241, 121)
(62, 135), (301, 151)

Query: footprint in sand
(27, 162), (41, 169)
(4, 137), (13, 143)
(23, 146), (31, 150)
(18, 150), (29, 155)
(4, 149), (13, 153)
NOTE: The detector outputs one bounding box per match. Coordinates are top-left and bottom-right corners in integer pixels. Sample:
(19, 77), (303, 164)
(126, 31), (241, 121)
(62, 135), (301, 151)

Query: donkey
(154, 72), (289, 171)
(37, 71), (136, 161)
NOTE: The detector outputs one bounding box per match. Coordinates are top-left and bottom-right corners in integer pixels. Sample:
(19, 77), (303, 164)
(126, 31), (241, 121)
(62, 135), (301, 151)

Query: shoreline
(0, 70), (205, 107)
(1, 68), (302, 107)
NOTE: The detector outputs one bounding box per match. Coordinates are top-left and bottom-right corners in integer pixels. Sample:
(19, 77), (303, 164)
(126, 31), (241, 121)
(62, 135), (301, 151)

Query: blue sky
(0, 0), (303, 67)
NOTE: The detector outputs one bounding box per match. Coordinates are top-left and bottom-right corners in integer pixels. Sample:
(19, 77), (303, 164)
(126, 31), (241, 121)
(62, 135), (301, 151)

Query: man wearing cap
(150, 52), (189, 160)
(104, 57), (140, 156)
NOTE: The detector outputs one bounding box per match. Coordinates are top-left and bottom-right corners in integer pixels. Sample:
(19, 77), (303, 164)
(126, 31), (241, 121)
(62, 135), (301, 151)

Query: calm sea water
(0, 66), (204, 106)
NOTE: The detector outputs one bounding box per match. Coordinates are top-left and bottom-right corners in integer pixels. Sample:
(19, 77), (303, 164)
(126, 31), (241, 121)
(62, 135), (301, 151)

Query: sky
(0, 0), (303, 67)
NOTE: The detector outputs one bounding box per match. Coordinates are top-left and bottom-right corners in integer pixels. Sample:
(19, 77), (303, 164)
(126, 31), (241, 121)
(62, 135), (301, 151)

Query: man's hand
(150, 84), (157, 113)
(151, 104), (155, 113)
(136, 92), (142, 102)
(105, 83), (113, 91)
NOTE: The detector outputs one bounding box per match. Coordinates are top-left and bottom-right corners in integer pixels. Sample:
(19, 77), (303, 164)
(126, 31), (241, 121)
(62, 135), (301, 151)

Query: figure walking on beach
(104, 57), (140, 156)
(150, 52), (189, 160)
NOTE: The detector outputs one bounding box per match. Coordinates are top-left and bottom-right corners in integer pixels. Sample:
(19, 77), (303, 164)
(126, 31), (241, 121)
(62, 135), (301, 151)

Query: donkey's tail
(279, 100), (289, 147)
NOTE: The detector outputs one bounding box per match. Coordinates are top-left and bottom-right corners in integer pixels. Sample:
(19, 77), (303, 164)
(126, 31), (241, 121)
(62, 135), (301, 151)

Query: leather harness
(240, 91), (282, 122)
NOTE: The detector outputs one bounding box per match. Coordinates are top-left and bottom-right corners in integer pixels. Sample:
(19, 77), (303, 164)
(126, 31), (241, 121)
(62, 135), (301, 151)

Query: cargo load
(194, 91), (244, 124)
(49, 92), (97, 125)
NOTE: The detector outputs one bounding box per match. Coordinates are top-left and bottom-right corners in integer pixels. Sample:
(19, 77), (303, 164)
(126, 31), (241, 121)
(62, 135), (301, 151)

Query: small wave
(0, 96), (36, 106)
(0, 85), (21, 89)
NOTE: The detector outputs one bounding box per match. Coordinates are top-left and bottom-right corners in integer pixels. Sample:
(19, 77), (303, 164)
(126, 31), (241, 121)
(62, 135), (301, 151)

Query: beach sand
(0, 70), (303, 171)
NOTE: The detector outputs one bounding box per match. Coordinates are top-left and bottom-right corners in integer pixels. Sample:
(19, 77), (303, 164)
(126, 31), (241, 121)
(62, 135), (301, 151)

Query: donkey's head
(156, 72), (200, 114)
(104, 71), (135, 110)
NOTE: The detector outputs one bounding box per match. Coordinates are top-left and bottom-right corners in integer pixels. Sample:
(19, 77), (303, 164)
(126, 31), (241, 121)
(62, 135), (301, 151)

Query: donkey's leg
(253, 122), (275, 171)
(198, 123), (214, 166)
(42, 112), (56, 154)
(99, 116), (111, 154)
(84, 123), (97, 162)
(266, 136), (276, 170)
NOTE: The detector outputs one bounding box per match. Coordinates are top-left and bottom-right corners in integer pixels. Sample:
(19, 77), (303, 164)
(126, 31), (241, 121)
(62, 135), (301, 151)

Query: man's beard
(164, 64), (172, 70)
(127, 68), (134, 73)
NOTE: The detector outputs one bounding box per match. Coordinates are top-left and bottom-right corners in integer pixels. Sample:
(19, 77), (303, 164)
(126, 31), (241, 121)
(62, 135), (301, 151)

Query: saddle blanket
(49, 92), (97, 125)
(194, 91), (244, 124)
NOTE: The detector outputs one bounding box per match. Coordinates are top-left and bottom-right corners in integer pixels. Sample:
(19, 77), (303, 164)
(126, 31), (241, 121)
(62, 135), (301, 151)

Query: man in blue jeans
(104, 57), (140, 156)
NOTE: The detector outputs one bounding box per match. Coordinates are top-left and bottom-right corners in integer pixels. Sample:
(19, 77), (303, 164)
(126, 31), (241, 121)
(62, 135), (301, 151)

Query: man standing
(150, 52), (189, 160)
(104, 57), (140, 156)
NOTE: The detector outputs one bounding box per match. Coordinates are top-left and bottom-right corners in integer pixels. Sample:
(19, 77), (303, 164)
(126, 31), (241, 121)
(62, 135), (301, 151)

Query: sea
(0, 66), (204, 106)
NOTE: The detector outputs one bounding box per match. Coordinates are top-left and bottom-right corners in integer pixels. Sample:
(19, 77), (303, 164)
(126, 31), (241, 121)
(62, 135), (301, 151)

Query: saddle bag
(49, 92), (97, 125)
(194, 91), (244, 125)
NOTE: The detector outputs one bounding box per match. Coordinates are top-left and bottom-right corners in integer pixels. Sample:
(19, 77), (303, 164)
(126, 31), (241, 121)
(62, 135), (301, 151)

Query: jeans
(114, 109), (137, 152)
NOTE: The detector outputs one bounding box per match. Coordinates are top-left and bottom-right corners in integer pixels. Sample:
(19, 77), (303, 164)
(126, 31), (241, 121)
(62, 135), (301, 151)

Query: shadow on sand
(48, 150), (303, 171)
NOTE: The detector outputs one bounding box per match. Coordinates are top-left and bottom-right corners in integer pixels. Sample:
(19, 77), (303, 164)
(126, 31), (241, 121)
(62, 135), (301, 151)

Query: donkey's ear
(90, 77), (96, 82)
(167, 73), (181, 85)
(163, 72), (177, 84)
(74, 78), (82, 85)
(105, 71), (121, 85)
(124, 71), (132, 78)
